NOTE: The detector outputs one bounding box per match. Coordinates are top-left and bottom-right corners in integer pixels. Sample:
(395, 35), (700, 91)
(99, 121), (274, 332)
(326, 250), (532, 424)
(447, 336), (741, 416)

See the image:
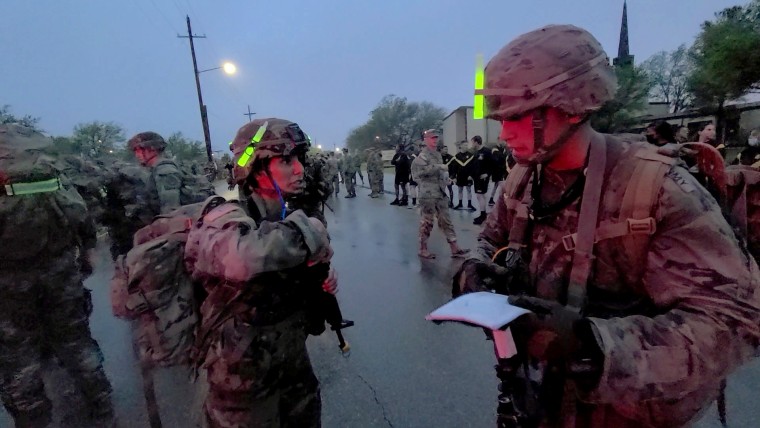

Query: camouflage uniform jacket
(477, 136), (760, 427)
(148, 157), (183, 214)
(411, 147), (447, 200)
(341, 154), (356, 175)
(186, 192), (331, 352)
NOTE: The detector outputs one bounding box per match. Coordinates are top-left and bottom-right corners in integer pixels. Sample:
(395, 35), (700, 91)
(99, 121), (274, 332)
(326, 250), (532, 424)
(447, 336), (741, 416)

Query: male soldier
(469, 135), (494, 224)
(342, 148), (360, 198)
(412, 129), (470, 259)
(440, 145), (455, 208)
(455, 25), (760, 427)
(489, 142), (507, 207)
(452, 141), (476, 210)
(127, 131), (183, 214)
(187, 118), (335, 427)
(366, 148), (383, 198)
(390, 143), (411, 206)
(0, 124), (115, 427)
(326, 151), (340, 196)
(408, 144), (420, 206)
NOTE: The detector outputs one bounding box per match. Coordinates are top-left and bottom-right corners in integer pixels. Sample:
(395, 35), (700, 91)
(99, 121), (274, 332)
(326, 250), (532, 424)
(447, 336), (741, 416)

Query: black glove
(509, 296), (604, 390)
(452, 259), (511, 297)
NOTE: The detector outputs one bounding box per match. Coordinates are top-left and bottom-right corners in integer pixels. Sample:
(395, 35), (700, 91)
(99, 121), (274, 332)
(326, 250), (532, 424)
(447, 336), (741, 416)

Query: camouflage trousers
(369, 171), (384, 194)
(203, 314), (321, 428)
(344, 172), (356, 195)
(419, 198), (457, 245)
(0, 253), (113, 427)
(332, 176), (340, 195)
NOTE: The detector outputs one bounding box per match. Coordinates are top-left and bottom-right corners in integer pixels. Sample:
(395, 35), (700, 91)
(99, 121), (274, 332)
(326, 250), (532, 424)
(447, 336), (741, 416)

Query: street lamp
(184, 16), (237, 164)
(317, 144), (323, 150)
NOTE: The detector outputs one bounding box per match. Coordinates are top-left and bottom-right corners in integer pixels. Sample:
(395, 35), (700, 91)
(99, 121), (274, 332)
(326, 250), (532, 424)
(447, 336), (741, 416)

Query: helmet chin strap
(516, 109), (590, 166)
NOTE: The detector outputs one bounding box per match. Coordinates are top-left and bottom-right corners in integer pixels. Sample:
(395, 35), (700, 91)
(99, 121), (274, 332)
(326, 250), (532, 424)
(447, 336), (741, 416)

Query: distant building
(442, 106), (501, 152)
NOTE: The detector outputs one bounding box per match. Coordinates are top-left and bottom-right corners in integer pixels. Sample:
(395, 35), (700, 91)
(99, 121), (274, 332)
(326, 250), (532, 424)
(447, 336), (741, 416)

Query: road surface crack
(354, 371), (394, 428)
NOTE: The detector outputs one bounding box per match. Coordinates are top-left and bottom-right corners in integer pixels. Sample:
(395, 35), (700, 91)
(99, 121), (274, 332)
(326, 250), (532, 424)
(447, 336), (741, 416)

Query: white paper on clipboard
(425, 291), (531, 330)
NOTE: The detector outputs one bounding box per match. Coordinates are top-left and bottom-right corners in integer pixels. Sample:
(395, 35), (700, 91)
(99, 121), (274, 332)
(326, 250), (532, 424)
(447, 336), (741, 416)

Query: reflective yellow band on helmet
(236, 121), (269, 167)
(4, 178), (60, 196)
(474, 54), (485, 120)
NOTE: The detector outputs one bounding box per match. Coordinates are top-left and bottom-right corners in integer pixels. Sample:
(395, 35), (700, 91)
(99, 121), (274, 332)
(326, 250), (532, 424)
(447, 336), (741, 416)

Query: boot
(454, 201), (463, 210)
(419, 244), (436, 259)
(449, 242), (470, 258)
(412, 198), (417, 206)
(449, 199), (454, 208)
(390, 198), (400, 205)
(467, 201), (477, 211)
(488, 197), (495, 206)
(473, 212), (487, 225)
(399, 197), (408, 206)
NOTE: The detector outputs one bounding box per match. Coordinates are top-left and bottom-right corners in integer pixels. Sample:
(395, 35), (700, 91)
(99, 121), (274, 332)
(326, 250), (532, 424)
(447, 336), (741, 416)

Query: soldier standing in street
(488, 142), (507, 207)
(187, 118), (336, 427)
(326, 151), (340, 197)
(441, 145), (455, 208)
(412, 129), (470, 259)
(452, 141), (476, 211)
(455, 24), (760, 427)
(366, 148), (383, 198)
(0, 124), (115, 427)
(341, 148), (359, 198)
(390, 143), (411, 206)
(469, 135), (494, 225)
(127, 132), (183, 215)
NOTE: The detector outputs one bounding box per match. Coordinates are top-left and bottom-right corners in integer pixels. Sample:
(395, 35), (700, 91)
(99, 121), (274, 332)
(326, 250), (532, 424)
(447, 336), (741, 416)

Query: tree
(71, 121), (125, 157)
(591, 64), (652, 133)
(346, 95), (447, 152)
(640, 44), (693, 113)
(165, 132), (206, 164)
(688, 2), (760, 141)
(0, 105), (41, 131)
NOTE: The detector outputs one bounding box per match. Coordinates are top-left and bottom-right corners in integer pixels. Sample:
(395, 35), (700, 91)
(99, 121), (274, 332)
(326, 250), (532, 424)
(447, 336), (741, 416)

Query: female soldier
(186, 118), (337, 427)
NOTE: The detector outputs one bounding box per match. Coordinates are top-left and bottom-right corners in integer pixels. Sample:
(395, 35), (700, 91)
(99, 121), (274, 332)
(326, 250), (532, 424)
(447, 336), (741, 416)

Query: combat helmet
(229, 118), (309, 184)
(478, 24), (617, 163)
(127, 131), (167, 151)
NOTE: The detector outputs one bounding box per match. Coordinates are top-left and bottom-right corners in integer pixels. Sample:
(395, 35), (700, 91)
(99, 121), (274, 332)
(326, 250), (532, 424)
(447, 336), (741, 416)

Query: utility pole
(178, 16), (213, 163)
(244, 105), (256, 122)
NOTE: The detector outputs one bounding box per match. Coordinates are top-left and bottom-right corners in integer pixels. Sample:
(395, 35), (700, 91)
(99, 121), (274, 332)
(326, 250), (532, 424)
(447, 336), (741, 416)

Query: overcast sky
(0, 0), (746, 152)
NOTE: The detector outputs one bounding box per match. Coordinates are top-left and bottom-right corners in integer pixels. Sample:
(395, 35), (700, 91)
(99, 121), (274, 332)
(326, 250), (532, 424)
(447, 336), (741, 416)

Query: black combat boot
(473, 211), (487, 225)
(454, 201), (463, 210)
(390, 198), (400, 205)
(488, 197), (495, 206)
(399, 196), (408, 206)
(467, 201), (477, 211)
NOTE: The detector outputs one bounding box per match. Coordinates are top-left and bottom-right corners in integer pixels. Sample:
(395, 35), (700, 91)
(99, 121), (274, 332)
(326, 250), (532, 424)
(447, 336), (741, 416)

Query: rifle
(306, 263), (354, 355)
(427, 292), (534, 428)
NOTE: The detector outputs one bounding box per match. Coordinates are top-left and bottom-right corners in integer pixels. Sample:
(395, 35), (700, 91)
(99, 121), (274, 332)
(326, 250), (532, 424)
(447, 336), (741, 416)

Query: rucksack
(153, 159), (215, 206)
(726, 165), (760, 262)
(0, 125), (91, 261)
(110, 195), (225, 367)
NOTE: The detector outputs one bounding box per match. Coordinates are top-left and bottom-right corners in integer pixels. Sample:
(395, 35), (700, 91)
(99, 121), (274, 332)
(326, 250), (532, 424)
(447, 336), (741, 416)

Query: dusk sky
(1, 0), (745, 153)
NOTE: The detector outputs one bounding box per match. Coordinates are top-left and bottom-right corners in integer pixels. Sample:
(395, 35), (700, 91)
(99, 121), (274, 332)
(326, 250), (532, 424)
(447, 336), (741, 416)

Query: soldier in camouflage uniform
(127, 131), (183, 215)
(341, 148), (361, 198)
(326, 151), (340, 196)
(411, 129), (470, 259)
(366, 148), (383, 198)
(454, 25), (760, 427)
(187, 118), (335, 428)
(0, 124), (114, 427)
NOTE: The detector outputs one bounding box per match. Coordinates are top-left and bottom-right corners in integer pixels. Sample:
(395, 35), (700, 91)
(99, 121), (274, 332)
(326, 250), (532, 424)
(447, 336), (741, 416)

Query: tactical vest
(499, 136), (674, 315)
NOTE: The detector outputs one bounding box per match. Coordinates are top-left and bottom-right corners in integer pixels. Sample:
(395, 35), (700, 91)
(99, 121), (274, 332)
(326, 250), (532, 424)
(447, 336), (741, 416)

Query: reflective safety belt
(3, 177), (60, 196)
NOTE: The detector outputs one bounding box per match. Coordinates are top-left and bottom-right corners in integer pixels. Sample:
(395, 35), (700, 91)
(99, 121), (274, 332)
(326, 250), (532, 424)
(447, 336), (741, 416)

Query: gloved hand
(508, 295), (581, 361)
(227, 183), (235, 191)
(453, 259), (512, 297)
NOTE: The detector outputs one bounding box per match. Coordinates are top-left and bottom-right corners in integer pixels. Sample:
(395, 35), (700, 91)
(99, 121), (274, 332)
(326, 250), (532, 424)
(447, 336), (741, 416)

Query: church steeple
(613, 1), (634, 67)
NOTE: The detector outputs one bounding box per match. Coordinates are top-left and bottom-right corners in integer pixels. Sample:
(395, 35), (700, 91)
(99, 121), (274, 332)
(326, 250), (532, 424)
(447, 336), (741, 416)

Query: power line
(147, 0), (180, 33)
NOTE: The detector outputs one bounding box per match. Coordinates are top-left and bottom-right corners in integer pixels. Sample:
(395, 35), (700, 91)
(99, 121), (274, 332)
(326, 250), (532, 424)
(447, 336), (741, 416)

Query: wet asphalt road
(2, 172), (759, 427)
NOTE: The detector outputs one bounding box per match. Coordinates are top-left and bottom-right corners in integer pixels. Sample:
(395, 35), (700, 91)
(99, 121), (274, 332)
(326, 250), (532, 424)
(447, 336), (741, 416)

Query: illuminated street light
(317, 144), (323, 149)
(223, 62), (237, 75)
(335, 148), (341, 153)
